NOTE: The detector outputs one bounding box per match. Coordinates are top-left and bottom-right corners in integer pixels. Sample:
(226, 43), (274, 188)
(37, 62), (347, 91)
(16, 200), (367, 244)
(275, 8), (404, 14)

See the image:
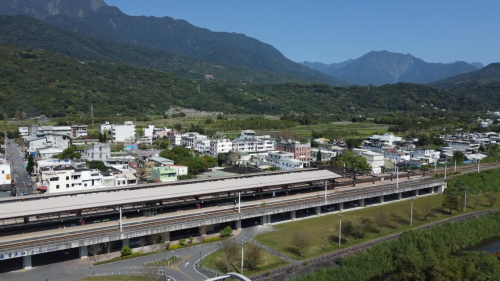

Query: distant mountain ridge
(0, 15), (339, 85)
(300, 59), (353, 77)
(302, 50), (479, 86)
(0, 0), (347, 86)
(429, 63), (500, 90)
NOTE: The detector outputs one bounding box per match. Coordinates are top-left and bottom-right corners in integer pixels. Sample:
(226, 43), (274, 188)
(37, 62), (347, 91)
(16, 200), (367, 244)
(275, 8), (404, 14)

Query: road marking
(184, 261), (189, 267)
(171, 255), (195, 281)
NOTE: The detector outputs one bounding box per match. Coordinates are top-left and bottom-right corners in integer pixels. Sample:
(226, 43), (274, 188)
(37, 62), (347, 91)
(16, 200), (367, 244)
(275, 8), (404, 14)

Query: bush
(120, 245), (132, 257)
(168, 244), (181, 251)
(203, 236), (221, 243)
(219, 226), (233, 237)
(179, 238), (186, 245)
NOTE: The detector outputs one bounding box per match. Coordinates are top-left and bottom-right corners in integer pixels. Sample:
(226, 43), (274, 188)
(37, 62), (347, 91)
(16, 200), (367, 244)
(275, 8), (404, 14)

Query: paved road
(4, 138), (33, 195)
(1, 226), (262, 281)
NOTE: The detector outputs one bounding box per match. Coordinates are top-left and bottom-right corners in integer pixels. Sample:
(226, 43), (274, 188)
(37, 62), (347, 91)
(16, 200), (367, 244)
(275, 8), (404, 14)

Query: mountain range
(0, 0), (347, 86)
(301, 51), (481, 86)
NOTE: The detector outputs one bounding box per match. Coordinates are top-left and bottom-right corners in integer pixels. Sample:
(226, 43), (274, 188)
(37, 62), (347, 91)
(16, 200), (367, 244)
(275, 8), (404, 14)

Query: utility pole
(241, 236), (246, 275)
(91, 104), (94, 126)
(337, 214), (343, 247)
(477, 159), (480, 173)
(463, 187), (468, 211)
(410, 198), (415, 226)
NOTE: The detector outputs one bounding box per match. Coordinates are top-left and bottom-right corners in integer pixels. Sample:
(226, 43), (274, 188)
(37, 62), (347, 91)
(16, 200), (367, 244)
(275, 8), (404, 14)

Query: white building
(18, 127), (29, 136)
(266, 151), (294, 164)
(37, 126), (72, 137)
(352, 148), (384, 174)
(42, 133), (70, 151)
(149, 156), (175, 166)
(311, 148), (337, 162)
(25, 136), (47, 155)
(140, 135), (153, 145)
(444, 140), (479, 152)
(99, 122), (112, 133)
(195, 140), (211, 154)
(231, 130), (276, 154)
(209, 139), (233, 157)
(37, 147), (63, 160)
(181, 132), (208, 148)
(38, 160), (105, 193)
(166, 165), (188, 176)
(170, 134), (182, 146)
(111, 121), (136, 143)
(143, 125), (155, 138)
(0, 163), (11, 186)
(102, 165), (138, 188)
(277, 159), (304, 170)
(83, 143), (111, 162)
(410, 149), (440, 164)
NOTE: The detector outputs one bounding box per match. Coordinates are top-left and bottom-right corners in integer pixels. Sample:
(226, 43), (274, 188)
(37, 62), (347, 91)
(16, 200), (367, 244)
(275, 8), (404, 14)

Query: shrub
(219, 226), (233, 237)
(120, 245), (132, 257)
(168, 244), (181, 251)
(189, 236), (194, 243)
(204, 236), (221, 243)
(179, 238), (186, 245)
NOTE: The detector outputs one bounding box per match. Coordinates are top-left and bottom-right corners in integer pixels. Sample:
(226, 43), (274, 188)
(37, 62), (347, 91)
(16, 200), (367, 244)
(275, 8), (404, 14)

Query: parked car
(348, 202), (359, 207)
(322, 205), (336, 212)
(22, 190), (28, 196)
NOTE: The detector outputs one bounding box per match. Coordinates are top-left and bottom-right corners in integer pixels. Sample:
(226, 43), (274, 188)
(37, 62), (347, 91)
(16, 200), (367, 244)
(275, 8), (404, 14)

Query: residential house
(311, 148), (337, 162)
(352, 148), (384, 174)
(266, 151), (294, 165)
(111, 121), (136, 143)
(71, 125), (88, 138)
(18, 127), (29, 136)
(195, 140), (211, 154)
(276, 159), (304, 170)
(275, 139), (311, 165)
(166, 165), (188, 176)
(83, 143), (111, 162)
(151, 166), (177, 182)
(37, 126), (72, 137)
(209, 138), (233, 157)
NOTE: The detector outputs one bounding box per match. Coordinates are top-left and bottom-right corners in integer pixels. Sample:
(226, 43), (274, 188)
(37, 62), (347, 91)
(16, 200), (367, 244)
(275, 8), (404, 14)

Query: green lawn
(254, 193), (498, 261)
(202, 243), (288, 277)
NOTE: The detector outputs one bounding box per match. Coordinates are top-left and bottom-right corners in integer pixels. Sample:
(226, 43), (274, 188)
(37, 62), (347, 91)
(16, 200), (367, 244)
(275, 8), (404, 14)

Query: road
(4, 138), (33, 195)
(1, 226), (261, 281)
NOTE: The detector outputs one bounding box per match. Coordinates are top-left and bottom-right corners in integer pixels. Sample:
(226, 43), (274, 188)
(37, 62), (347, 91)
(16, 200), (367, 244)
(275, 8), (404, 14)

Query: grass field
(253, 193), (499, 260)
(201, 243), (288, 277)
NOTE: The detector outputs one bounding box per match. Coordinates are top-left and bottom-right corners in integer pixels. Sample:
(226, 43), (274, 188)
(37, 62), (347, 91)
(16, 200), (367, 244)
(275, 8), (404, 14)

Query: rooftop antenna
(91, 104), (94, 126)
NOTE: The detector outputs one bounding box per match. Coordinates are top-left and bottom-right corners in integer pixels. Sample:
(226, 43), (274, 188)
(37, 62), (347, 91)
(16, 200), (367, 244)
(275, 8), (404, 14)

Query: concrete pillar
(199, 226), (207, 236)
(23, 255), (32, 270)
(267, 215), (272, 225)
(289, 210), (296, 220)
(430, 187), (434, 194)
(413, 189), (419, 197)
(24, 217), (29, 223)
(163, 232), (170, 243)
(122, 239), (130, 247)
(378, 195), (384, 204)
(397, 192), (403, 200)
(358, 199), (365, 207)
(79, 246), (88, 259)
(315, 206), (321, 215)
(338, 202), (344, 211)
(235, 219), (242, 230)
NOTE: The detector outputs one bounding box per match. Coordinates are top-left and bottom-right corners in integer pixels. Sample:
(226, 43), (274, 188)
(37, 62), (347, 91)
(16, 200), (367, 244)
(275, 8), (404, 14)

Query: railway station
(0, 168), (447, 271)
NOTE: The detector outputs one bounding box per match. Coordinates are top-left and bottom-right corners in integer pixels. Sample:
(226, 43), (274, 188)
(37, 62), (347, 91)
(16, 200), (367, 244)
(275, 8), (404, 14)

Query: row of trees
(159, 146), (217, 176)
(213, 239), (264, 273)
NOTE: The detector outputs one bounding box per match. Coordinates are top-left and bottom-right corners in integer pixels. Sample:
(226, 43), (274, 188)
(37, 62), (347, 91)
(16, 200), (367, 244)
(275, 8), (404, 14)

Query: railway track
(1, 163), (498, 253)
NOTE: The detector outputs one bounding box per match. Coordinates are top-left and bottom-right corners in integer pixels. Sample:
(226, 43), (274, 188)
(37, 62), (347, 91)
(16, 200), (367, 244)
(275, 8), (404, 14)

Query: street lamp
(410, 198), (415, 226)
(241, 236), (247, 275)
(199, 251), (202, 268)
(463, 187), (468, 211)
(337, 214), (343, 247)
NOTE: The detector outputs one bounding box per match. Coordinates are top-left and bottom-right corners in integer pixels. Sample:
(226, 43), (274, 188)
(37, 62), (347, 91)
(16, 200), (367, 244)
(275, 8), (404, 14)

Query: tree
(390, 212), (404, 228)
(442, 193), (460, 214)
(189, 236), (194, 243)
(374, 212), (389, 233)
(217, 153), (226, 166)
(291, 231), (310, 256)
(87, 160), (108, 172)
(471, 192), (482, 208)
(420, 204), (435, 221)
(245, 244), (263, 270)
(316, 150), (322, 162)
(159, 232), (170, 250)
(358, 217), (375, 234)
(201, 155), (217, 168)
(330, 151), (370, 171)
(26, 154), (35, 173)
(103, 241), (113, 259)
(214, 239), (239, 273)
(120, 245), (132, 257)
(345, 138), (362, 149)
(484, 192), (498, 207)
(89, 244), (102, 262)
(57, 146), (82, 159)
(149, 234), (160, 251)
(453, 151), (467, 163)
(174, 123), (182, 132)
(179, 238), (186, 245)
(219, 226), (233, 237)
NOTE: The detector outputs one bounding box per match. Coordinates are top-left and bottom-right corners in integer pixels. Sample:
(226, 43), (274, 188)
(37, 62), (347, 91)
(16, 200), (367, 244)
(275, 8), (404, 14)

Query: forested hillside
(0, 15), (338, 85)
(0, 45), (497, 119)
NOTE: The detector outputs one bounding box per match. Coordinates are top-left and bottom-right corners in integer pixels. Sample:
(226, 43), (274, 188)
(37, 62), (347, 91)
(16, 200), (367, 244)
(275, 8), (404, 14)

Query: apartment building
(71, 125), (88, 138)
(37, 160), (104, 193)
(276, 159), (304, 170)
(209, 139), (233, 157)
(266, 151), (294, 164)
(151, 167), (178, 182)
(111, 121), (136, 143)
(181, 132), (208, 148)
(195, 140), (211, 154)
(83, 143), (111, 162)
(18, 127), (29, 136)
(275, 139), (311, 164)
(352, 148), (384, 174)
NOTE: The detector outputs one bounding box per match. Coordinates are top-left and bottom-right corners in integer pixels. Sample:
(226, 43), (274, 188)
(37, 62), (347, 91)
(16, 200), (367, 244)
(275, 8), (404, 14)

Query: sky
(104, 0), (500, 65)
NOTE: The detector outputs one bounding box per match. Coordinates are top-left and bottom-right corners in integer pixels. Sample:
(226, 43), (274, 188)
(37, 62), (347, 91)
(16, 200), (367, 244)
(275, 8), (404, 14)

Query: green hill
(0, 45), (496, 120)
(0, 15), (334, 85)
(0, 0), (347, 86)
